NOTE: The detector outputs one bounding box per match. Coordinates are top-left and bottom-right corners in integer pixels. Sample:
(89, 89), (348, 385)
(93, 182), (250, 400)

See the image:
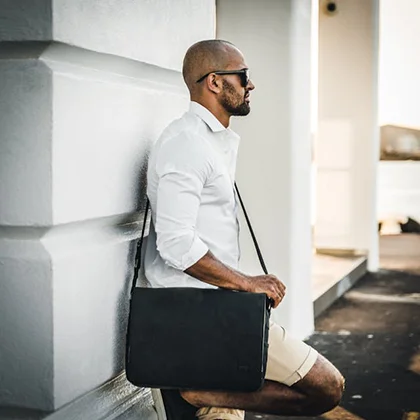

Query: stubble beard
(220, 79), (251, 116)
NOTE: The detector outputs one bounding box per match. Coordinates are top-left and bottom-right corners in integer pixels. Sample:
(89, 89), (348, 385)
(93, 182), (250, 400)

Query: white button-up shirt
(144, 102), (241, 289)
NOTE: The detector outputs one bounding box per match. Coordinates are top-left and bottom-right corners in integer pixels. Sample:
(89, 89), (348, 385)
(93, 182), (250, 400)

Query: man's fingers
(253, 274), (286, 307)
(269, 294), (279, 308)
(273, 282), (286, 298)
(272, 294), (281, 308)
(275, 284), (285, 298)
(268, 274), (286, 296)
(272, 287), (286, 308)
(275, 279), (286, 294)
(268, 290), (282, 308)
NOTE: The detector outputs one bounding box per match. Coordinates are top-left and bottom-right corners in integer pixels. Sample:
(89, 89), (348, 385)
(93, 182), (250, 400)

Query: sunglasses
(196, 69), (250, 88)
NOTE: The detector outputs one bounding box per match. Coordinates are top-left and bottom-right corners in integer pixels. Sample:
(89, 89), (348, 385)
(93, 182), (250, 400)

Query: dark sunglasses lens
(241, 70), (249, 87)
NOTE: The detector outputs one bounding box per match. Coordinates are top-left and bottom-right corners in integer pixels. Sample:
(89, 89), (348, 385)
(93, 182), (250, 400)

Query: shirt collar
(189, 101), (227, 133)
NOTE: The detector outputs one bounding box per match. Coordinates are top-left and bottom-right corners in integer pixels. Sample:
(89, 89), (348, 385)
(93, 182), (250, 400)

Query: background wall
(0, 0), (214, 413)
(315, 0), (379, 270)
(379, 0), (420, 129)
(378, 162), (420, 222)
(217, 0), (314, 338)
(377, 0), (420, 224)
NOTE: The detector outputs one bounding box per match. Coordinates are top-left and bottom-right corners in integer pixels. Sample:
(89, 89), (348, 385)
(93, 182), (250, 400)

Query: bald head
(182, 39), (242, 94)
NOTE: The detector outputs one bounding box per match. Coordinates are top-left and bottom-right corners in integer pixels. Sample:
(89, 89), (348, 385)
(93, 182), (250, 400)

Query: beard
(220, 79), (251, 116)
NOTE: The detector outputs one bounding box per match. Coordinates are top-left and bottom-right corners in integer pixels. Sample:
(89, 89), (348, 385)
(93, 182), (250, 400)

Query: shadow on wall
(113, 155), (149, 374)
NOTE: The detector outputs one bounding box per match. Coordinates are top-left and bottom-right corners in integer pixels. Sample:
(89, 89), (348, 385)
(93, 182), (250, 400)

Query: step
(313, 255), (368, 318)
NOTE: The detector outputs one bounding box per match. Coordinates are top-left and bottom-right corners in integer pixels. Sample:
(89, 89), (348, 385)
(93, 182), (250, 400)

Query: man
(144, 39), (345, 420)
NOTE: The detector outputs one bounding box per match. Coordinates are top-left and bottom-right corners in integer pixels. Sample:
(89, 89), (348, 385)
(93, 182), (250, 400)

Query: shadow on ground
(246, 269), (420, 420)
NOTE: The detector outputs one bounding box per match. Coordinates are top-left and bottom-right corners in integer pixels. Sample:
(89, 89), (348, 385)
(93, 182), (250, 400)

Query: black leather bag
(125, 184), (271, 392)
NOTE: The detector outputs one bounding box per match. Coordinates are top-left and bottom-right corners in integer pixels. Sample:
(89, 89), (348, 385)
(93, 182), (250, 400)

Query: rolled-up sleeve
(154, 135), (211, 271)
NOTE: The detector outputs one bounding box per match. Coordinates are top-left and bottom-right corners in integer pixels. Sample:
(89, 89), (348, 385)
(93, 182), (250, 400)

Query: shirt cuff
(182, 236), (209, 270)
(164, 235), (209, 271)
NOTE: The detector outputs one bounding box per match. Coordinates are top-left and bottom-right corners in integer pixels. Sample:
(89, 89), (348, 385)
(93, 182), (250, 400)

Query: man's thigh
(266, 321), (345, 403)
(265, 321), (319, 386)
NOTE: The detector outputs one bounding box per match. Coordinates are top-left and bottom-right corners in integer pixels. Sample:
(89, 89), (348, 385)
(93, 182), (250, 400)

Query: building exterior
(0, 0), (392, 418)
(0, 0), (214, 417)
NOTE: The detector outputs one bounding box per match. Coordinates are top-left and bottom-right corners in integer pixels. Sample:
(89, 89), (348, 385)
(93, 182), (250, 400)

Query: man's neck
(192, 98), (230, 128)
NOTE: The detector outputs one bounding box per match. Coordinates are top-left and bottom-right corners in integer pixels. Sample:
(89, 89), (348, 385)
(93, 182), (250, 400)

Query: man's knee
(294, 355), (345, 415)
(180, 390), (202, 407)
(308, 370), (345, 415)
(320, 371), (345, 411)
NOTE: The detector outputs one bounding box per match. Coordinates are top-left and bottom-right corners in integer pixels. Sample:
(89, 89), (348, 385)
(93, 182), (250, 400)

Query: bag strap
(130, 199), (150, 295)
(234, 183), (268, 275)
(130, 183), (268, 294)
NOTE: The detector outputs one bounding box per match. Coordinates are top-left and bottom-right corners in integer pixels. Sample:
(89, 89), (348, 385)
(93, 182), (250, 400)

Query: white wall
(0, 55), (55, 411)
(0, 0), (215, 413)
(379, 0), (420, 128)
(315, 0), (379, 270)
(217, 0), (314, 339)
(378, 161), (420, 222)
(52, 0), (214, 72)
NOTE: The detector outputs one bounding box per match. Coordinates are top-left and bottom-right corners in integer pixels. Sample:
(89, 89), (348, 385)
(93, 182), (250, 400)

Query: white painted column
(315, 0), (380, 271)
(217, 0), (314, 339)
(0, 0), (214, 415)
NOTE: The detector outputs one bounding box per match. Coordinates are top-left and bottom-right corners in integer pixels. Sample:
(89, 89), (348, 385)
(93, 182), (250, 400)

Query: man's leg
(181, 322), (345, 417)
(182, 353), (344, 416)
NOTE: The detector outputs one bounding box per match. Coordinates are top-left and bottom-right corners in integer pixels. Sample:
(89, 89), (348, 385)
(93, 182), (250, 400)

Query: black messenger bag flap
(125, 183), (271, 392)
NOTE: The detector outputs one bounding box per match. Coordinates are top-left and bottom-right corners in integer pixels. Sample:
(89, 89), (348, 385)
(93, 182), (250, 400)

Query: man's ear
(207, 74), (222, 94)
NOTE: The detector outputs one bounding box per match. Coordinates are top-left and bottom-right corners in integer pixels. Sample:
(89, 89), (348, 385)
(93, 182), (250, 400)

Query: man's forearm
(184, 251), (251, 292)
(184, 251), (286, 308)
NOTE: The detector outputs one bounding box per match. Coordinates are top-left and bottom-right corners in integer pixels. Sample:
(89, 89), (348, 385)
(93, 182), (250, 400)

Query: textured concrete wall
(0, 56), (52, 225)
(217, 0), (314, 339)
(0, 50), (54, 410)
(0, 235), (54, 410)
(52, 0), (215, 71)
(0, 0), (52, 41)
(0, 0), (215, 413)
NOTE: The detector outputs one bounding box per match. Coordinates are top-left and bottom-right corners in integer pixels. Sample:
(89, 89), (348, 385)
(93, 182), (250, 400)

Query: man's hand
(185, 251), (286, 308)
(247, 274), (286, 308)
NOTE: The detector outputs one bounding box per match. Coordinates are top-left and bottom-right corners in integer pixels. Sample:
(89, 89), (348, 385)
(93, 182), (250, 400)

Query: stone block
(0, 237), (54, 410)
(0, 59), (52, 226)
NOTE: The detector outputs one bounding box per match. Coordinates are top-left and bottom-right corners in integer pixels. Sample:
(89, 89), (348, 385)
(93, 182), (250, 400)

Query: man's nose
(247, 79), (255, 90)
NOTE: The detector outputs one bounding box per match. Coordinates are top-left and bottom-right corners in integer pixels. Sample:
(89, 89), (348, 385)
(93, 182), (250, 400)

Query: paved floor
(246, 234), (420, 420)
(380, 234), (420, 274)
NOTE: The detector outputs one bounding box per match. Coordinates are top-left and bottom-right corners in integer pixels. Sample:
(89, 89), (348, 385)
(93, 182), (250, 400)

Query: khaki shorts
(265, 321), (318, 386)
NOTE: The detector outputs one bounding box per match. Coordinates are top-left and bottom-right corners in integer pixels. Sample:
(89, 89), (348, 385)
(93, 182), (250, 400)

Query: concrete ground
(246, 234), (420, 420)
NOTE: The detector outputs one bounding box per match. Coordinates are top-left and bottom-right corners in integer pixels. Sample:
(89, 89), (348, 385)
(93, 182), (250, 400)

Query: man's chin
(232, 103), (251, 116)
(222, 99), (251, 116)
